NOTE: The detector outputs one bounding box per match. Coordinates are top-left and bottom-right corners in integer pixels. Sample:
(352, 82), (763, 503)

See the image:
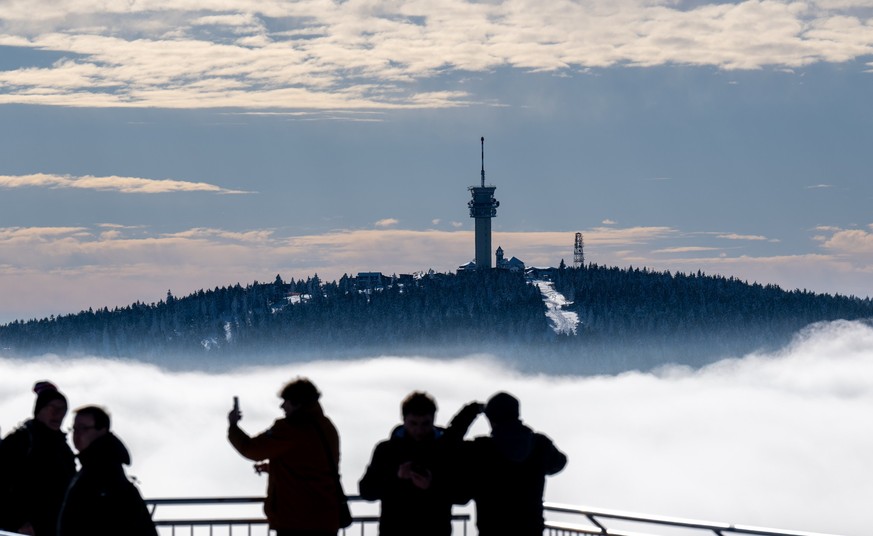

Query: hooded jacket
(359, 425), (462, 536)
(57, 432), (157, 536)
(448, 403), (567, 536)
(0, 419), (76, 536)
(228, 402), (341, 532)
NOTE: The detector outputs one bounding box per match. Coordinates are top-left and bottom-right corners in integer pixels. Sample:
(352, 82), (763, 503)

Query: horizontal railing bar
(545, 520), (665, 536)
(544, 503), (844, 536)
(147, 496), (265, 505)
(153, 519), (268, 526)
(151, 515), (471, 524)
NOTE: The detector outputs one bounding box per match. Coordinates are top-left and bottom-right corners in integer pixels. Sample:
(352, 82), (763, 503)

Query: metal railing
(1, 499), (842, 536)
(145, 495), (470, 535)
(142, 496), (847, 536)
(543, 502), (845, 536)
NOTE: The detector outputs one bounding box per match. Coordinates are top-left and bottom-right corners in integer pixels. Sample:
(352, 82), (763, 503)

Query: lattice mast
(574, 232), (585, 268)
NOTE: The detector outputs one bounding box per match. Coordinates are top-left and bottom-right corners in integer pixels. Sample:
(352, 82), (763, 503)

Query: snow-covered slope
(532, 279), (579, 335)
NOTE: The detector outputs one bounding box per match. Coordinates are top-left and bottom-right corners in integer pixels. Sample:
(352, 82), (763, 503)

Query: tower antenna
(480, 136), (485, 187)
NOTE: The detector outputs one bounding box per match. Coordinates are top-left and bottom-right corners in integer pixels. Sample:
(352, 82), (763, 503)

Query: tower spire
(480, 136), (485, 187)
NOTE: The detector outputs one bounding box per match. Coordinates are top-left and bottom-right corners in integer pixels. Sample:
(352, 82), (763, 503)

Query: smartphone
(233, 396), (239, 411)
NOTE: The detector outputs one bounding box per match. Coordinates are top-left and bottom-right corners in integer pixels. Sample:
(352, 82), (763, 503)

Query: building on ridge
(495, 246), (525, 273)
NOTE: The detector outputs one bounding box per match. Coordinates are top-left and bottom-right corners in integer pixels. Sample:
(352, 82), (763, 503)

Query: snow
(532, 279), (579, 335)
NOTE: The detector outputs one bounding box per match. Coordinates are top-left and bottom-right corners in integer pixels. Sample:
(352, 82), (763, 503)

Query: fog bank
(2, 320), (871, 535)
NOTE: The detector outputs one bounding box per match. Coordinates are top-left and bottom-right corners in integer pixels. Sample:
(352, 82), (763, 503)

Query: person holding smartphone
(228, 378), (342, 536)
(359, 392), (464, 536)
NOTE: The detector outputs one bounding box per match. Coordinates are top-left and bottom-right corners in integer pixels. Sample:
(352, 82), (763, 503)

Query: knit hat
(33, 380), (67, 417)
(484, 392), (520, 424)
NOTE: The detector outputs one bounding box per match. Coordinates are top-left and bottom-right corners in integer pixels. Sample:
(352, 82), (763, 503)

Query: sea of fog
(2, 320), (872, 536)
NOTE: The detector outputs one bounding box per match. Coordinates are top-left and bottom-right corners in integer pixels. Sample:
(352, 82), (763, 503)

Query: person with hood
(228, 377), (343, 536)
(0, 381), (76, 536)
(447, 392), (567, 536)
(359, 391), (464, 536)
(56, 405), (157, 536)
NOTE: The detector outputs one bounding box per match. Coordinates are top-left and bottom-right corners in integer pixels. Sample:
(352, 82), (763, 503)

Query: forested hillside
(0, 270), (548, 366)
(1, 265), (870, 372)
(545, 264), (873, 372)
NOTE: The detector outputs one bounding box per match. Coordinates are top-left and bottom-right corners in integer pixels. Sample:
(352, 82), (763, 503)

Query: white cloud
(716, 233), (770, 241)
(374, 218), (399, 228)
(1, 321), (872, 535)
(820, 227), (873, 254)
(653, 246), (720, 253)
(0, 1), (871, 109)
(0, 173), (251, 194)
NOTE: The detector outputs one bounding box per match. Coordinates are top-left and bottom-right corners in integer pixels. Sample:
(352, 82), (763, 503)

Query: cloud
(601, 219), (617, 225)
(805, 184), (834, 189)
(1, 321), (872, 535)
(0, 226), (87, 241)
(819, 227), (873, 254)
(716, 233), (771, 241)
(0, 1), (872, 109)
(0, 173), (251, 194)
(653, 246), (721, 253)
(374, 218), (399, 228)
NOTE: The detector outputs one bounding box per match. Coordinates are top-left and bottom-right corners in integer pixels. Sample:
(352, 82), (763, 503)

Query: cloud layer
(1, 1), (872, 109)
(0, 173), (251, 194)
(1, 320), (871, 535)
(1, 222), (871, 321)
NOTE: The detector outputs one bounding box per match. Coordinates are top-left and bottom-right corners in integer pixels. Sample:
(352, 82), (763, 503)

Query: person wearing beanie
(0, 381), (76, 536)
(446, 391), (567, 536)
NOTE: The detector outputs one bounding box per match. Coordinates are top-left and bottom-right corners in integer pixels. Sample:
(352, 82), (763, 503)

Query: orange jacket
(228, 403), (341, 532)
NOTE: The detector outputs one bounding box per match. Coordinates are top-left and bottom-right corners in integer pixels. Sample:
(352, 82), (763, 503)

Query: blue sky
(1, 0), (872, 322)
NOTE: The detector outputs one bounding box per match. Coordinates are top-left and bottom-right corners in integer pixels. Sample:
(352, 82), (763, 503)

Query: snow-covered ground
(532, 279), (579, 335)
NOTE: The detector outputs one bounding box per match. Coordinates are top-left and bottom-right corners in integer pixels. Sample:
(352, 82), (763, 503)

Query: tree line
(1, 265), (870, 372)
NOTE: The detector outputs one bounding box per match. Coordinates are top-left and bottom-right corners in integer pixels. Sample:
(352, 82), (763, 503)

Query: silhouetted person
(0, 381), (76, 536)
(228, 377), (342, 536)
(57, 405), (157, 536)
(359, 392), (464, 536)
(448, 392), (567, 536)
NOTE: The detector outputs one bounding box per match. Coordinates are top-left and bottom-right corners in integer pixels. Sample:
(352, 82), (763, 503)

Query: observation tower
(468, 137), (499, 269)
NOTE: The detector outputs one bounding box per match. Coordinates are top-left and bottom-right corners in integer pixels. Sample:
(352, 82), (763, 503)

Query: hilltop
(1, 265), (870, 374)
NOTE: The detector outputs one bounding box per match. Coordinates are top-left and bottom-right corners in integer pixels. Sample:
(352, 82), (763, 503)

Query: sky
(1, 0), (873, 322)
(1, 320), (871, 535)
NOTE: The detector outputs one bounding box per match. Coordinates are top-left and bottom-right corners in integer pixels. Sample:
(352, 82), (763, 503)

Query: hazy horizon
(1, 319), (871, 536)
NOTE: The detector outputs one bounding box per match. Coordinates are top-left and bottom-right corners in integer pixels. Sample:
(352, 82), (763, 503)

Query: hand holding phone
(229, 396), (242, 426)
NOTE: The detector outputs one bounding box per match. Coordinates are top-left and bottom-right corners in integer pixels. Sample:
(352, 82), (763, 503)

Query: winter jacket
(448, 404), (567, 536)
(57, 432), (156, 536)
(0, 419), (76, 536)
(359, 425), (464, 536)
(228, 403), (341, 532)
